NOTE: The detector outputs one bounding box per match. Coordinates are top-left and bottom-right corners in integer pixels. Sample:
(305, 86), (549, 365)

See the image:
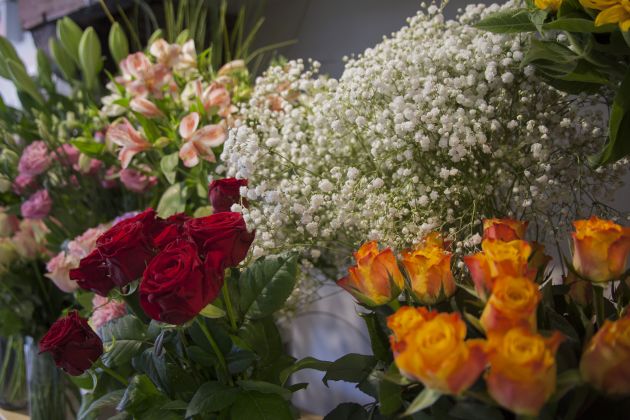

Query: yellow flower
(580, 315), (630, 395)
(401, 233), (456, 305)
(581, 0), (630, 31)
(387, 306), (435, 344)
(391, 311), (487, 395)
(535, 0), (563, 12)
(337, 241), (404, 306)
(481, 276), (541, 336)
(571, 216), (630, 283)
(486, 328), (564, 416)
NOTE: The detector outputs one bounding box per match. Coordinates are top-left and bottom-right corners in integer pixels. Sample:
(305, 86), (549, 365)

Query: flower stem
(222, 282), (238, 332)
(194, 318), (232, 385)
(593, 285), (606, 328)
(388, 299), (401, 312)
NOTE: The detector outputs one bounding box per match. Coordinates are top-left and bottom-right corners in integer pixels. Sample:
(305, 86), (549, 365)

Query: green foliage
(474, 8), (536, 33)
(78, 28), (104, 91)
(109, 22), (130, 66)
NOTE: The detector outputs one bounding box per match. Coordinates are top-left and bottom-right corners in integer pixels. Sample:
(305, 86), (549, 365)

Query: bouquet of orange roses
(323, 217), (630, 419)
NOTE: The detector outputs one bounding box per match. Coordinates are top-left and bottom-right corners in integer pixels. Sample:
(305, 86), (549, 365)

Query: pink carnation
(55, 144), (80, 167)
(21, 189), (52, 219)
(90, 295), (127, 330)
(18, 141), (51, 177)
(13, 173), (36, 194)
(120, 168), (157, 193)
(101, 167), (118, 189)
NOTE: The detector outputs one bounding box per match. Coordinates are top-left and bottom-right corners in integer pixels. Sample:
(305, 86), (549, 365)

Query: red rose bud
(185, 212), (254, 268)
(39, 311), (103, 376)
(140, 240), (223, 325)
(153, 212), (191, 249)
(96, 209), (157, 286)
(483, 218), (528, 241)
(209, 178), (248, 213)
(69, 248), (114, 296)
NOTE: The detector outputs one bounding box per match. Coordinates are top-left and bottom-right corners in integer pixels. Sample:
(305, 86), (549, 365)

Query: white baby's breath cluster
(223, 2), (627, 275)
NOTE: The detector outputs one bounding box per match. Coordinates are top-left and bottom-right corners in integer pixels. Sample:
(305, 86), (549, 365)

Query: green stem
(593, 285), (606, 328)
(98, 364), (128, 386)
(31, 261), (53, 316)
(121, 293), (150, 323)
(222, 282), (237, 332)
(194, 318), (232, 385)
(388, 299), (401, 312)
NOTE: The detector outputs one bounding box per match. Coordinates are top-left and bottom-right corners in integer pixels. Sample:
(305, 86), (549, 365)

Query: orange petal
(179, 141), (199, 168)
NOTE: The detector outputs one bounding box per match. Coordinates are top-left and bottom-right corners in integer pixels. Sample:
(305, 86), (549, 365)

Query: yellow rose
(401, 233), (456, 305)
(337, 241), (404, 306)
(391, 311), (487, 395)
(580, 315), (630, 395)
(486, 328), (564, 416)
(481, 276), (541, 336)
(571, 216), (630, 283)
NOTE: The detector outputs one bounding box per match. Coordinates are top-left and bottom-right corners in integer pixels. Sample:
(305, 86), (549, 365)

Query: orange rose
(391, 311), (487, 395)
(486, 328), (564, 416)
(387, 306), (436, 343)
(401, 233), (456, 304)
(571, 216), (630, 283)
(483, 218), (528, 241)
(337, 241), (404, 306)
(464, 239), (533, 300)
(580, 315), (630, 395)
(481, 276), (541, 336)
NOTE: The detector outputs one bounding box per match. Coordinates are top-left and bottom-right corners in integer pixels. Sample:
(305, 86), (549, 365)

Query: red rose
(39, 311), (103, 376)
(209, 178), (248, 213)
(139, 240), (223, 325)
(153, 213), (191, 249)
(69, 248), (114, 296)
(96, 209), (157, 286)
(184, 212), (254, 268)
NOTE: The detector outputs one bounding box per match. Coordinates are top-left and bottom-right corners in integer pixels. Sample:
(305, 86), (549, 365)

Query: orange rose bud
(481, 276), (541, 336)
(391, 311), (487, 395)
(464, 239), (533, 300)
(486, 328), (564, 416)
(580, 315), (630, 395)
(401, 233), (456, 305)
(572, 216), (630, 283)
(483, 218), (528, 241)
(337, 241), (404, 306)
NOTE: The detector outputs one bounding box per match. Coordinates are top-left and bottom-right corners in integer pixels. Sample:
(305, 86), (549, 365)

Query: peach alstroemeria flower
(392, 311), (487, 395)
(481, 276), (541, 336)
(571, 216), (630, 283)
(337, 241), (404, 306)
(483, 218), (528, 241)
(175, 39), (197, 74)
(178, 112), (227, 168)
(218, 59), (246, 76)
(130, 97), (163, 118)
(401, 233), (456, 305)
(486, 328), (564, 416)
(106, 118), (151, 169)
(149, 39), (181, 68)
(464, 239), (533, 300)
(119, 52), (171, 98)
(580, 314), (630, 395)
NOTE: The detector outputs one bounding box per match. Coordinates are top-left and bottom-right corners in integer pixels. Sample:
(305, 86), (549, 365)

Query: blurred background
(0, 0), (627, 416)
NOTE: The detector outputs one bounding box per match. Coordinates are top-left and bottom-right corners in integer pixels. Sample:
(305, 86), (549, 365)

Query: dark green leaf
(99, 315), (147, 368)
(322, 354), (376, 386)
(238, 380), (292, 400)
(324, 403), (369, 420)
(117, 375), (160, 413)
(379, 364), (403, 415)
(238, 253), (298, 319)
(543, 18), (615, 33)
(279, 357), (331, 385)
(474, 9), (536, 33)
(449, 401), (503, 420)
(185, 381), (239, 417)
(361, 312), (391, 362)
(227, 350), (257, 374)
(7, 59), (44, 106)
(229, 391), (293, 420)
(79, 389), (125, 420)
(522, 39), (579, 69)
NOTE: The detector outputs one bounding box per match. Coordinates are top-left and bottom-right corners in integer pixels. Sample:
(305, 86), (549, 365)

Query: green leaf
(379, 364), (403, 415)
(279, 357), (331, 386)
(117, 374), (160, 413)
(552, 369), (582, 401)
(238, 253), (299, 319)
(78, 27), (103, 90)
(57, 17), (83, 63)
(238, 380), (292, 400)
(36, 49), (54, 90)
(361, 311), (391, 362)
(449, 401), (504, 420)
(229, 391), (293, 420)
(403, 388), (442, 416)
(543, 18), (616, 33)
(71, 138), (105, 156)
(624, 29), (630, 49)
(529, 9), (548, 33)
(7, 59), (44, 106)
(474, 8), (536, 33)
(553, 60), (608, 84)
(79, 389), (125, 420)
(160, 152), (179, 185)
(199, 303), (226, 318)
(49, 38), (77, 80)
(157, 183), (187, 217)
(109, 22), (130, 65)
(0, 36), (24, 79)
(324, 403), (369, 420)
(322, 354), (376, 386)
(591, 68), (630, 165)
(237, 317), (283, 375)
(522, 39), (579, 69)
(99, 315), (147, 368)
(186, 381), (239, 417)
